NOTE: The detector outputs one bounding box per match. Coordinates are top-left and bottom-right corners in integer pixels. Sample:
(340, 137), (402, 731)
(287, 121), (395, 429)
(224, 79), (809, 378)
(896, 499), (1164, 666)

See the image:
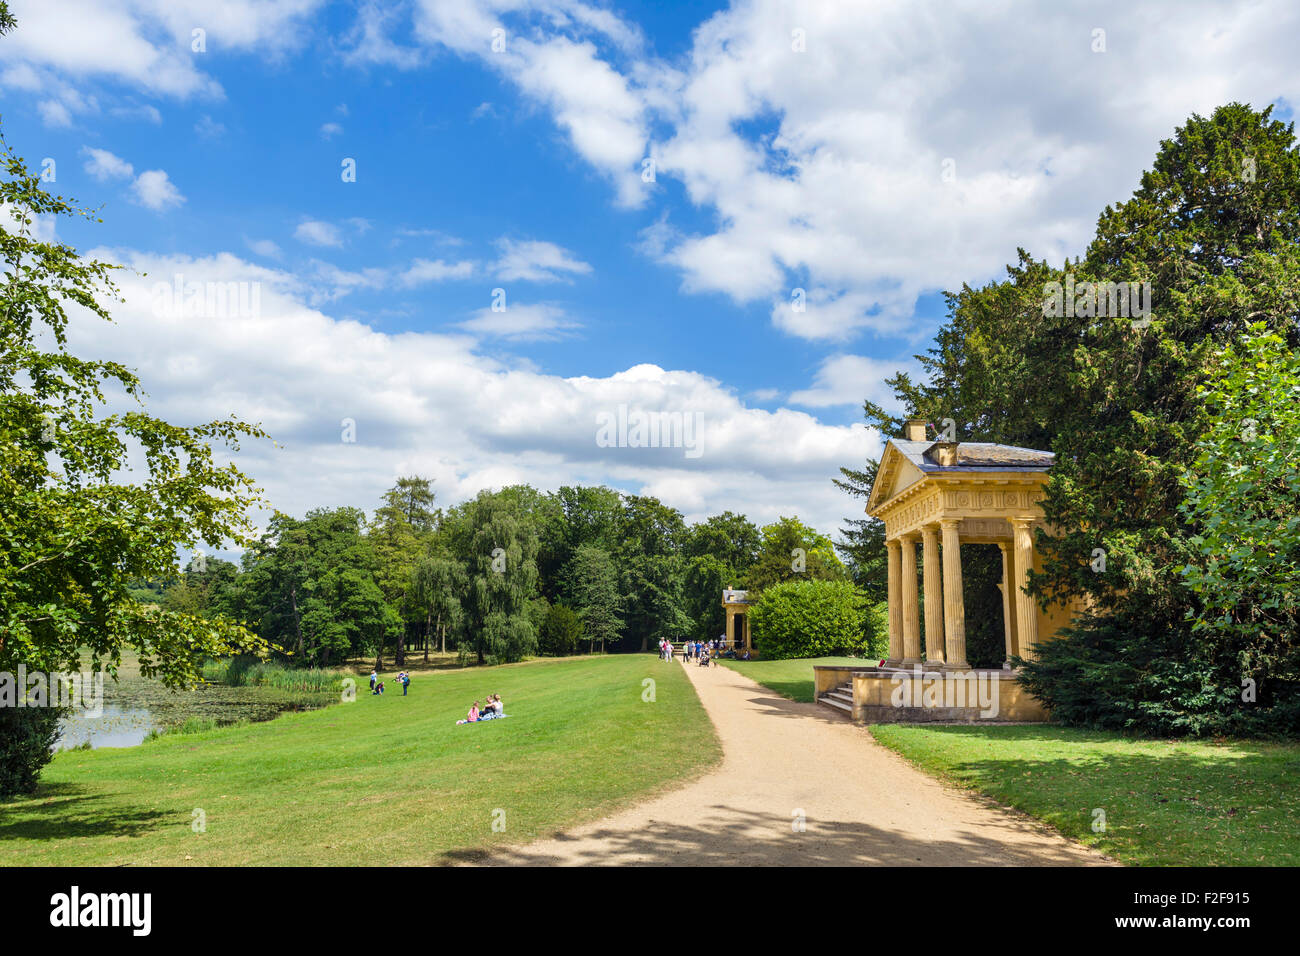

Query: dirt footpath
(487, 658), (1113, 866)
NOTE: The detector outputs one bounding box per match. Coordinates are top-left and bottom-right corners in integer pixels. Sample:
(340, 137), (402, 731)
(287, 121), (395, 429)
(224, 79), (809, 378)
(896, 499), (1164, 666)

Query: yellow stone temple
(815, 420), (1084, 722)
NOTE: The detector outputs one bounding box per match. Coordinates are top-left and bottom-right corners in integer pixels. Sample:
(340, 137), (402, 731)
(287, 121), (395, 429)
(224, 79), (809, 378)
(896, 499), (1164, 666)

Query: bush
(539, 604), (582, 656)
(749, 579), (883, 660)
(0, 707), (64, 798)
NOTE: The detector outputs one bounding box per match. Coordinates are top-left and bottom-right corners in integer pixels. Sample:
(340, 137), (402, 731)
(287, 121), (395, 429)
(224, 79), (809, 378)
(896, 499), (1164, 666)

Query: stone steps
(817, 681), (855, 717)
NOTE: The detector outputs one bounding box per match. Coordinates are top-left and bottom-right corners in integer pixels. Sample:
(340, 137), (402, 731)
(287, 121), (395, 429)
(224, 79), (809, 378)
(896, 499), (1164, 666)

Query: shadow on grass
(869, 725), (1299, 865)
(0, 782), (172, 843)
(458, 805), (1107, 867)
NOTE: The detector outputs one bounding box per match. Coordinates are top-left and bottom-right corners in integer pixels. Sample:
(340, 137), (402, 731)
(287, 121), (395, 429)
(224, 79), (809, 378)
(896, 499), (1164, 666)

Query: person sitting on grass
(373, 680), (385, 695)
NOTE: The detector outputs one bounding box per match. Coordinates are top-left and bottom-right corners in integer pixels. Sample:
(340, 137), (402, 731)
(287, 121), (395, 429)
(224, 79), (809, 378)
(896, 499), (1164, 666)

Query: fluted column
(1010, 517), (1039, 661)
(900, 533), (921, 664)
(997, 541), (1018, 667)
(940, 519), (969, 669)
(922, 525), (945, 665)
(885, 539), (903, 666)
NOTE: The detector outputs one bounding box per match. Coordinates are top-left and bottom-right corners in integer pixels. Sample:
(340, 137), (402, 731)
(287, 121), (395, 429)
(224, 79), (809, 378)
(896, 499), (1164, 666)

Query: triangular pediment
(866, 441), (925, 514)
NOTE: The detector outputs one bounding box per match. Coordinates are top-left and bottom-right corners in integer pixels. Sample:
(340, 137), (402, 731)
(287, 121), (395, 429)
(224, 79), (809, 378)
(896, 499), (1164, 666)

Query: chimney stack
(903, 419), (928, 442)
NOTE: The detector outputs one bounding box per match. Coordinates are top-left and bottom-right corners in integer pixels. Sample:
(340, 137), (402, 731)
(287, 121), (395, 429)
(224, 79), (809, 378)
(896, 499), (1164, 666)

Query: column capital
(939, 517), (961, 531)
(1008, 515), (1036, 530)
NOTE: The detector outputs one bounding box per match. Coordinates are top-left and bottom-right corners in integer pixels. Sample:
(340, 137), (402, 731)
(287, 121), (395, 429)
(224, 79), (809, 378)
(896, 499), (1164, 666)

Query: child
(468, 701), (481, 722)
(369, 670), (377, 692)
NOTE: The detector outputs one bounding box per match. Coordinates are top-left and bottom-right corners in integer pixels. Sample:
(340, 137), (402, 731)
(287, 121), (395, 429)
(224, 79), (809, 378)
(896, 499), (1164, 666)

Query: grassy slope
(870, 724), (1300, 866)
(715, 656), (867, 703)
(0, 655), (719, 866)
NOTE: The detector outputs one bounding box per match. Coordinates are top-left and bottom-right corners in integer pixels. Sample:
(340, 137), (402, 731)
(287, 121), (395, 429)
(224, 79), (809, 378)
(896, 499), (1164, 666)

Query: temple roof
(866, 438), (1054, 516)
(889, 439), (1054, 472)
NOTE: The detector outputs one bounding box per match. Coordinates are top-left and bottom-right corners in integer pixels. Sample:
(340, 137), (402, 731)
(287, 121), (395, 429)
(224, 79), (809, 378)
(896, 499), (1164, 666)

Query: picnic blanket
(456, 713), (510, 725)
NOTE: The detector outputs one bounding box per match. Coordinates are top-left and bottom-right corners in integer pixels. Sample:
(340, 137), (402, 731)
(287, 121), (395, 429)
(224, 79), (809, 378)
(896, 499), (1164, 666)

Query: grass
(0, 655), (719, 866)
(716, 656), (869, 702)
(869, 723), (1300, 866)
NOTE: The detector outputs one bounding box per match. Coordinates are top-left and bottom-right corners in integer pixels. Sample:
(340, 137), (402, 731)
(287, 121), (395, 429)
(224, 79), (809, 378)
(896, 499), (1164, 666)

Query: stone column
(885, 539), (903, 666)
(725, 606), (735, 645)
(1010, 517), (1039, 661)
(940, 519), (969, 670)
(997, 541), (1018, 667)
(922, 525), (945, 665)
(900, 533), (921, 664)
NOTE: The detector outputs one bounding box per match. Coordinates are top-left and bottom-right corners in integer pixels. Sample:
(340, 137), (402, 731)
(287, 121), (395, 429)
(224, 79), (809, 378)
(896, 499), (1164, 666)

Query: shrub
(539, 604), (582, 656)
(749, 579), (882, 660)
(0, 707), (64, 798)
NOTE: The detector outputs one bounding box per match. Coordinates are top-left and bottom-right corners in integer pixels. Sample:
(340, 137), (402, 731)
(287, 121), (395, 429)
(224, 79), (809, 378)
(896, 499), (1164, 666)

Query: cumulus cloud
(788, 355), (920, 413)
(130, 169), (185, 211)
(64, 249), (870, 540)
(81, 147), (135, 181)
(363, 0), (1300, 344)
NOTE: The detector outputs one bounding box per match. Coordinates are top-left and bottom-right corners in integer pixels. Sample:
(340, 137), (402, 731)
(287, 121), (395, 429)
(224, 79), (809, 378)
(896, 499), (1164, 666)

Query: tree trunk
(375, 624), (384, 672)
(290, 585), (304, 659)
(395, 621), (406, 668)
(424, 612), (432, 663)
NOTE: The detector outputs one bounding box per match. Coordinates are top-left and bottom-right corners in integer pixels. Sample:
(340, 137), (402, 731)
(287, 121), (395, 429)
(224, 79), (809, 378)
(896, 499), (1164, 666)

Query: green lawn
(0, 655), (719, 866)
(870, 724), (1300, 866)
(716, 656), (868, 702)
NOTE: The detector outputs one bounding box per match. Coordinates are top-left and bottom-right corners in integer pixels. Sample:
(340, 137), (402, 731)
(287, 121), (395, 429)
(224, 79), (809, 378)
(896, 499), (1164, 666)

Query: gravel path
(487, 657), (1113, 866)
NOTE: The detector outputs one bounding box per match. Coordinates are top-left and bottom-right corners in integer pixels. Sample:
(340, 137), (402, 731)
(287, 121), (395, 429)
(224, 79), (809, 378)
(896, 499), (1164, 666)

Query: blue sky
(2, 0), (1297, 542)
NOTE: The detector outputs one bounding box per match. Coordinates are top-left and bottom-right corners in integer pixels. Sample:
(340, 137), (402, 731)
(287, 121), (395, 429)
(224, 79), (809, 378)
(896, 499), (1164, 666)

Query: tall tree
(568, 544), (622, 654)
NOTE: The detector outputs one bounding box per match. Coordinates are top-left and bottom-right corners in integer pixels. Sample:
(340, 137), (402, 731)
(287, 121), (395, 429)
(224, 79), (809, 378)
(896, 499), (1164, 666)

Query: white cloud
(37, 100), (73, 128)
(399, 258), (477, 285)
(788, 354), (920, 412)
(457, 302), (578, 340)
(493, 238), (591, 282)
(67, 248), (870, 540)
(294, 220), (344, 247)
(374, 0), (1300, 344)
(4, 0), (325, 99)
(81, 147), (135, 182)
(131, 169), (185, 211)
(320, 121), (343, 138)
(245, 237), (283, 259)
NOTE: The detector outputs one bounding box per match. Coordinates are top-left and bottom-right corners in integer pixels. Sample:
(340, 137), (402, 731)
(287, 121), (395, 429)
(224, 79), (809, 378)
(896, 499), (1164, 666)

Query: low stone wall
(815, 665), (1048, 723)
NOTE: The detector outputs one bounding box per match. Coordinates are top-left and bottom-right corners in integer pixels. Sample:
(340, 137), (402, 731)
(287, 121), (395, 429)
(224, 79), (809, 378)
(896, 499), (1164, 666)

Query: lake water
(54, 704), (161, 751)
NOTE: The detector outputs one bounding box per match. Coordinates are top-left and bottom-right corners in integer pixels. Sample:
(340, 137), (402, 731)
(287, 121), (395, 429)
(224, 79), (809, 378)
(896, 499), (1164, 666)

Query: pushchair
(697, 652), (712, 667)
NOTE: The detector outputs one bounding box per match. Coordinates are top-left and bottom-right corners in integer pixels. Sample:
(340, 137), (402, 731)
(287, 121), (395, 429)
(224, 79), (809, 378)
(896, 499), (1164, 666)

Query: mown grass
(716, 656), (868, 702)
(869, 723), (1300, 866)
(0, 655), (719, 866)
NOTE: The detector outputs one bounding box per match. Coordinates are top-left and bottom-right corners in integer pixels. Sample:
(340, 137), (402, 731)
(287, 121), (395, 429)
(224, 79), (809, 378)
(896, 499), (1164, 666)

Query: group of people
(369, 670), (412, 695)
(459, 694), (506, 724)
(680, 638), (751, 663)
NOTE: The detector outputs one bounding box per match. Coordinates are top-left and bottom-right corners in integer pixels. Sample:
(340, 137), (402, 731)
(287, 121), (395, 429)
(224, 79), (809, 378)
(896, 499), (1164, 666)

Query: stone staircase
(817, 680), (854, 718)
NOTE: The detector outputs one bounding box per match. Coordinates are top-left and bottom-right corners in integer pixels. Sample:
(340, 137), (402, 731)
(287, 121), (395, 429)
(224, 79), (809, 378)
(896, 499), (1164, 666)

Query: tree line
(143, 479), (857, 668)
